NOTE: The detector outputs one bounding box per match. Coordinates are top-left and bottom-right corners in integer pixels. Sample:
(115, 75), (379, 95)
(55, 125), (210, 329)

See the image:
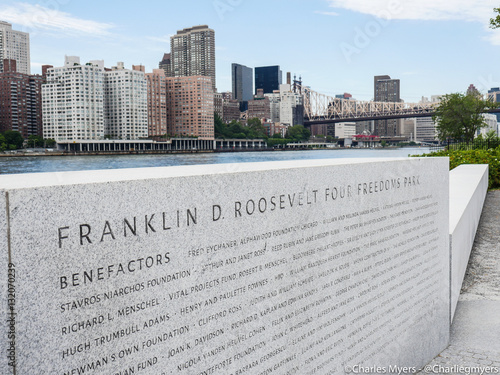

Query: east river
(0, 147), (431, 175)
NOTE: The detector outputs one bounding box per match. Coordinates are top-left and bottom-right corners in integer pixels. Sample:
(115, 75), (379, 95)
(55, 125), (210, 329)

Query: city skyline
(1, 0), (500, 102)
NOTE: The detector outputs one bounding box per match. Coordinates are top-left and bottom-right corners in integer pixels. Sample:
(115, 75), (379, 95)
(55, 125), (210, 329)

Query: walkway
(422, 190), (500, 372)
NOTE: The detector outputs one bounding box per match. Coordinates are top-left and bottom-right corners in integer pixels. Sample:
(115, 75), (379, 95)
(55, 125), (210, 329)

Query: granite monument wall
(449, 164), (489, 321)
(0, 158), (450, 374)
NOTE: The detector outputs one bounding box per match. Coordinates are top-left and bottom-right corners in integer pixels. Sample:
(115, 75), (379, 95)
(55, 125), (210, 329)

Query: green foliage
(471, 132), (500, 149)
(444, 133), (500, 151)
(419, 147), (500, 189)
(3, 130), (24, 149)
(326, 135), (334, 143)
(27, 135), (44, 147)
(286, 125), (311, 142)
(214, 113), (227, 138)
(432, 93), (497, 143)
(0, 131), (56, 151)
(266, 138), (291, 147)
(0, 134), (7, 152)
(45, 138), (56, 148)
(398, 141), (418, 147)
(490, 7), (500, 28)
(486, 133), (500, 146)
(243, 117), (268, 139)
(214, 114), (268, 140)
(381, 140), (387, 148)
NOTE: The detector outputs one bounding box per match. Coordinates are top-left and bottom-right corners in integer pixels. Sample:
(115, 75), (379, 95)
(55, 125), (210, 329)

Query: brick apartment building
(166, 76), (214, 139)
(0, 59), (43, 138)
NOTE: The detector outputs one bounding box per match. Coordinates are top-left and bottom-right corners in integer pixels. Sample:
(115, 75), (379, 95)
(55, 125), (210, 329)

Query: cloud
(315, 11), (339, 17)
(325, 0), (492, 22)
(326, 0), (500, 45)
(0, 3), (114, 36)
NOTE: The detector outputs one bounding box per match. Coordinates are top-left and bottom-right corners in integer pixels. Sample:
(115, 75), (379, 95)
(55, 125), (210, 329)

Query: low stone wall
(449, 164), (489, 321)
(1, 158), (450, 374)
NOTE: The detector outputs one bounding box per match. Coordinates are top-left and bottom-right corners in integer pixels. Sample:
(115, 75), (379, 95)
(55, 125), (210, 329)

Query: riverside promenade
(422, 190), (500, 371)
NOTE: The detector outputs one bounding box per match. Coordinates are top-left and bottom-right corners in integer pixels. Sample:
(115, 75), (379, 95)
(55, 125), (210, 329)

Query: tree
(214, 112), (227, 139)
(286, 125), (311, 142)
(432, 93), (497, 143)
(28, 135), (44, 148)
(485, 129), (500, 141)
(3, 130), (24, 150)
(229, 121), (245, 136)
(44, 138), (56, 148)
(247, 118), (267, 139)
(483, 129), (500, 148)
(490, 8), (500, 28)
(0, 134), (7, 152)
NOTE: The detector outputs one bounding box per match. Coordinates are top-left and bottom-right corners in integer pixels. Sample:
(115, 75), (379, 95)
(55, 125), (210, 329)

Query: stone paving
(417, 190), (500, 374)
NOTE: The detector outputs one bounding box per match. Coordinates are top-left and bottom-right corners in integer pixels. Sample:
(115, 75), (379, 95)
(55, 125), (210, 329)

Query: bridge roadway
(303, 107), (500, 126)
(304, 111), (434, 125)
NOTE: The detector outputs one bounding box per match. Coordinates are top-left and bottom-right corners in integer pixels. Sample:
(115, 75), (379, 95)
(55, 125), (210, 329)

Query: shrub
(418, 147), (500, 189)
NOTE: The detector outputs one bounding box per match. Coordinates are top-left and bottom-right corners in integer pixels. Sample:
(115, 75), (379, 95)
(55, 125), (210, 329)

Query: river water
(0, 148), (431, 175)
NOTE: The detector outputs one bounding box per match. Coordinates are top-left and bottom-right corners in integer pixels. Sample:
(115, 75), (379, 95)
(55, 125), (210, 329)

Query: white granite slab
(0, 157), (450, 374)
(449, 164), (489, 321)
(0, 190), (13, 374)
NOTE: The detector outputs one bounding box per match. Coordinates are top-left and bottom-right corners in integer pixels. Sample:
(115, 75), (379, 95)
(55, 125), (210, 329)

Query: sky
(2, 0), (500, 102)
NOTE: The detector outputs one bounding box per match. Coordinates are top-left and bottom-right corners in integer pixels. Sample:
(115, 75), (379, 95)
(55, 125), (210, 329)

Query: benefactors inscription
(0, 158), (449, 374)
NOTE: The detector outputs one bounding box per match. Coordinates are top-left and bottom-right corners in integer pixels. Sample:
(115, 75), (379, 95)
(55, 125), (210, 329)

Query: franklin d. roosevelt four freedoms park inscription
(0, 158), (450, 375)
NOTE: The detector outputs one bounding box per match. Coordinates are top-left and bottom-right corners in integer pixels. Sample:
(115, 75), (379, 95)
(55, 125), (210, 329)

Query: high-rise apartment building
(265, 92), (281, 124)
(374, 75), (400, 102)
(214, 92), (223, 119)
(43, 56), (105, 141)
(166, 76), (214, 139)
(374, 75), (401, 136)
(232, 63), (253, 107)
(255, 66), (282, 94)
(43, 57), (148, 142)
(279, 84), (304, 126)
(159, 53), (172, 77)
(146, 69), (168, 137)
(467, 84), (480, 97)
(171, 25), (216, 91)
(0, 21), (30, 74)
(0, 59), (42, 137)
(104, 63), (148, 140)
